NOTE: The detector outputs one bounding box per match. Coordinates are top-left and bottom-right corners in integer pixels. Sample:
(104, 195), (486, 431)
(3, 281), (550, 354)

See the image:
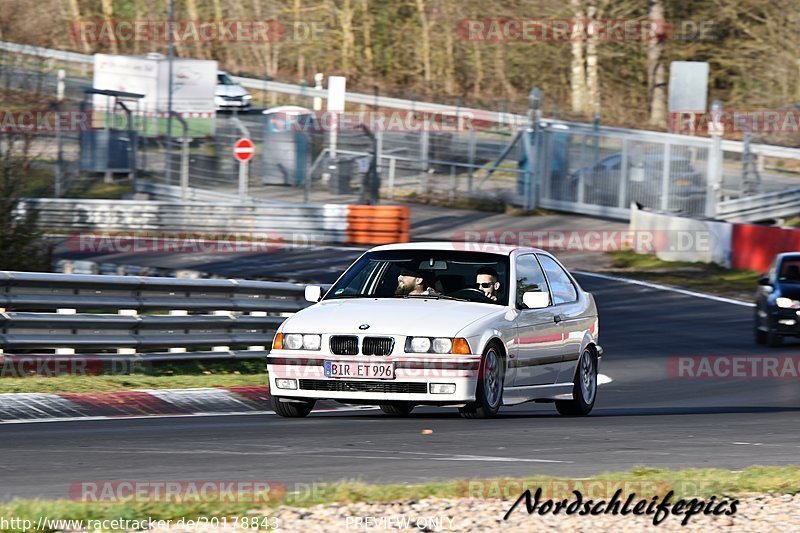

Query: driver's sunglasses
(475, 282), (494, 289)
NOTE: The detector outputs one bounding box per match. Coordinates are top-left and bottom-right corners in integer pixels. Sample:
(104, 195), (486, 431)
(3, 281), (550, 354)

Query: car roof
(368, 241), (546, 256)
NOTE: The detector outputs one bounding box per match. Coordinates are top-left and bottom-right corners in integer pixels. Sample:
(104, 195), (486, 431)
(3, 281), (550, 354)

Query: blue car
(755, 252), (800, 346)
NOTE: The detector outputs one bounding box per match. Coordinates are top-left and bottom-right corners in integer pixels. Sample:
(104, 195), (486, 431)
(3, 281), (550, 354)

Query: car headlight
(776, 297), (800, 309)
(408, 337), (431, 353)
(405, 337), (470, 354)
(283, 333), (321, 350)
(243, 94), (252, 100)
(432, 338), (452, 354)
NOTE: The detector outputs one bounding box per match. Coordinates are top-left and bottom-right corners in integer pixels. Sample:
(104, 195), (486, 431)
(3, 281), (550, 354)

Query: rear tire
(379, 402), (415, 416)
(556, 347), (597, 416)
(767, 332), (783, 347)
(459, 342), (504, 419)
(271, 395), (315, 418)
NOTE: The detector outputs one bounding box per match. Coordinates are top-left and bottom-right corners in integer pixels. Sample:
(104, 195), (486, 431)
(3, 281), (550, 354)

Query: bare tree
(569, 0), (588, 114)
(647, 0), (667, 126)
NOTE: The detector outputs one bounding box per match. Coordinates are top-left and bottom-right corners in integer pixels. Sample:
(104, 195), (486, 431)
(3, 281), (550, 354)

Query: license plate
(324, 361), (395, 379)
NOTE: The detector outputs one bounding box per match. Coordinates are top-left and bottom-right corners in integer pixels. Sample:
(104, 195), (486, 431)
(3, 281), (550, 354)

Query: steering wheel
(448, 287), (496, 303)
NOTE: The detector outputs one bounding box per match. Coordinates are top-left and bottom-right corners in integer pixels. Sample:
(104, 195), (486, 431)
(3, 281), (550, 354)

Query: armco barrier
(19, 198), (410, 246)
(731, 224), (800, 272)
(0, 271), (329, 361)
(629, 204), (733, 267)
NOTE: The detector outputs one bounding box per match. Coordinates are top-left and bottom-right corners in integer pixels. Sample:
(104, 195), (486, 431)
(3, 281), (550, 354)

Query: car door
(536, 254), (584, 383)
(511, 254), (563, 387)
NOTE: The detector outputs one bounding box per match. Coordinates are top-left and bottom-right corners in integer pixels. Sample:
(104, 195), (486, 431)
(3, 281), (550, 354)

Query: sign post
(233, 138), (255, 200)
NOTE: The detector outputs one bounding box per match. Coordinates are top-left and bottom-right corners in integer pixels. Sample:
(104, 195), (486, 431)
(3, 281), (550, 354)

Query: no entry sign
(233, 138), (255, 162)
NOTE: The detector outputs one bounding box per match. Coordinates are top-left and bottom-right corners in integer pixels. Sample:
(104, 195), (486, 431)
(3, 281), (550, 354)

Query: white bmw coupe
(268, 242), (602, 418)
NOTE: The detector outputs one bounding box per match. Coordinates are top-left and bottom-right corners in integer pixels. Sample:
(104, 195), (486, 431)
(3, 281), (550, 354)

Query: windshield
(324, 250), (510, 305)
(217, 73), (235, 85)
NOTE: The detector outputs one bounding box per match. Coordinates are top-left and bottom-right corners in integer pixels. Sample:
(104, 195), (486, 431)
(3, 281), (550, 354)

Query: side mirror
(522, 291), (550, 309)
(758, 275), (772, 286)
(304, 285), (323, 303)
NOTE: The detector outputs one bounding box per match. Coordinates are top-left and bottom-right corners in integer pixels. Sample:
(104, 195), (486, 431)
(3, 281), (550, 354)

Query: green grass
(2, 466), (799, 531)
(74, 182), (132, 200)
(0, 360), (266, 393)
(0, 373), (267, 394)
(606, 250), (760, 300)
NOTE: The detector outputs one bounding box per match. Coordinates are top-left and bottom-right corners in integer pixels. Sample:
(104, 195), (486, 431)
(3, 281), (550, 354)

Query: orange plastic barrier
(346, 205), (411, 245)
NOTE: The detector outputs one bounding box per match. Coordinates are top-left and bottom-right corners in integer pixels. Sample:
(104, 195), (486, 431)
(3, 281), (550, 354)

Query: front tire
(755, 326), (767, 345)
(271, 395), (315, 418)
(379, 402), (415, 416)
(459, 342), (504, 419)
(556, 347), (597, 416)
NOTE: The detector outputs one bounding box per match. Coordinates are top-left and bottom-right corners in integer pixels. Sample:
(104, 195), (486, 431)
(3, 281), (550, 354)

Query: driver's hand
(423, 287), (439, 295)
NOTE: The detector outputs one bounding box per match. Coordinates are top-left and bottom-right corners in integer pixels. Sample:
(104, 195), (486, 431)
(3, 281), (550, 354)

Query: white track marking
(0, 405), (380, 425)
(598, 374), (613, 385)
(574, 271), (755, 307)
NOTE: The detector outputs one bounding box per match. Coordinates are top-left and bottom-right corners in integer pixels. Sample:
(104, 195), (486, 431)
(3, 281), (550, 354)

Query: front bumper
(267, 352), (481, 404)
(767, 308), (800, 335)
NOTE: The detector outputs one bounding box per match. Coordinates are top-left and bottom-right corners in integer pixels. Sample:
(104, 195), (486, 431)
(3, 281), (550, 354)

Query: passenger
(396, 267), (437, 296)
(475, 267), (501, 301)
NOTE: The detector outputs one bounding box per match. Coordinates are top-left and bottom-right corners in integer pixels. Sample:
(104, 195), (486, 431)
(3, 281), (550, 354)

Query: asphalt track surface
(2, 273), (799, 501)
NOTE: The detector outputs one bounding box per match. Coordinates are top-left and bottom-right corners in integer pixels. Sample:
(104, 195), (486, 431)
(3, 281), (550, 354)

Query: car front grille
(329, 335), (359, 355)
(299, 379), (426, 394)
(362, 337), (394, 356)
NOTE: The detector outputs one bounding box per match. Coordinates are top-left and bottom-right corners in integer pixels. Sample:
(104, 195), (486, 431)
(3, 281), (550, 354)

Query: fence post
(661, 143), (671, 211)
(180, 138), (190, 200)
(618, 138), (629, 208)
(467, 127), (476, 194)
(705, 99), (724, 218)
(388, 157), (396, 199)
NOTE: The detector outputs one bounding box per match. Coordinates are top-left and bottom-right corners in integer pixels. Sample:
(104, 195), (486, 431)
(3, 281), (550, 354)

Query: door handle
(554, 314), (564, 323)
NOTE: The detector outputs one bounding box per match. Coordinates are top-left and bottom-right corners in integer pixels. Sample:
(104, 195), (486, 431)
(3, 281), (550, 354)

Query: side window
(537, 255), (578, 304)
(515, 254), (549, 308)
(779, 259), (800, 282)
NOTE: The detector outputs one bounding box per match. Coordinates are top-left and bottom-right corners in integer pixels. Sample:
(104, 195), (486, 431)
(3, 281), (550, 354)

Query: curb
(0, 386), (271, 422)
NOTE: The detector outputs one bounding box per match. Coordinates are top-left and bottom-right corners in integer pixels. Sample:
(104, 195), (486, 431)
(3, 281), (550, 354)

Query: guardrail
(716, 187), (800, 223)
(19, 198), (410, 245)
(0, 271), (323, 361)
(136, 182), (253, 203)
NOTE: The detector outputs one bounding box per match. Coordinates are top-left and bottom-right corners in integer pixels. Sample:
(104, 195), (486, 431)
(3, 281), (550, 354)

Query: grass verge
(0, 360), (266, 394)
(604, 250), (759, 301)
(1, 466), (799, 531)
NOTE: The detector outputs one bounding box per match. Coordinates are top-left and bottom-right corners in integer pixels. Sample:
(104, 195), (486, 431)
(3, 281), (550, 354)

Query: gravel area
(150, 493), (799, 532)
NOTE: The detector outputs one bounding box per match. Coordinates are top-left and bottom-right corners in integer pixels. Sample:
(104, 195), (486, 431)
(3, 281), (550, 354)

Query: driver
(475, 267), (500, 301)
(396, 267), (437, 296)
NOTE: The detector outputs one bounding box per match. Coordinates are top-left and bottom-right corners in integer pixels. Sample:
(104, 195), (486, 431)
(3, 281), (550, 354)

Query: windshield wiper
(400, 293), (469, 302)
